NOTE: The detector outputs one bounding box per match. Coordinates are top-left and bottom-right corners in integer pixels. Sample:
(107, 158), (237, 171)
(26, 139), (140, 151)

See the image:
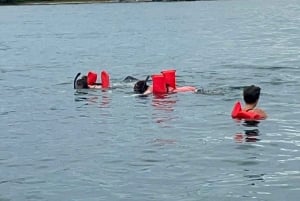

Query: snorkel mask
(134, 76), (150, 94)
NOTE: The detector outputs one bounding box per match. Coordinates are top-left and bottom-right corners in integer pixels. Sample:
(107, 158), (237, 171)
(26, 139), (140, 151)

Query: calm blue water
(1, 0), (300, 200)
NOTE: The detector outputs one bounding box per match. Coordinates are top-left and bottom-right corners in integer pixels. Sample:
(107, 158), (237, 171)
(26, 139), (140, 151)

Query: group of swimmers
(74, 70), (267, 120)
(74, 69), (197, 94)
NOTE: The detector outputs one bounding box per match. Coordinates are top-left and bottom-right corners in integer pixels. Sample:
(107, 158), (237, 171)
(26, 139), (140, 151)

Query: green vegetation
(0, 0), (199, 5)
(0, 0), (16, 4)
(0, 0), (111, 5)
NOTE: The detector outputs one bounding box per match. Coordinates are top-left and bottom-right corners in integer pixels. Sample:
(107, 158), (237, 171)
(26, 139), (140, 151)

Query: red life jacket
(101, 70), (110, 88)
(87, 71), (97, 85)
(161, 69), (176, 89)
(152, 69), (195, 94)
(231, 101), (262, 120)
(87, 70), (110, 88)
(152, 74), (167, 93)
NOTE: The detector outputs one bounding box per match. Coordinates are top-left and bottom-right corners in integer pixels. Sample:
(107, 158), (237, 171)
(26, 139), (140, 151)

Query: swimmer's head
(134, 80), (148, 94)
(76, 76), (88, 89)
(243, 85), (261, 104)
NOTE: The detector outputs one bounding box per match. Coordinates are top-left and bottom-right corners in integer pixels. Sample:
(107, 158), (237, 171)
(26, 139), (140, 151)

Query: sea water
(0, 0), (299, 200)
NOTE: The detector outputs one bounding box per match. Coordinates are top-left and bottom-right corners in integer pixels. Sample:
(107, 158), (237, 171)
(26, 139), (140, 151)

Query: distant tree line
(0, 0), (110, 4)
(0, 0), (16, 4)
(0, 0), (200, 5)
(0, 0), (27, 4)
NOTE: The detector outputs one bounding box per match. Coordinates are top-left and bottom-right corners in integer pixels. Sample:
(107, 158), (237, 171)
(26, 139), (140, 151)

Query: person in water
(242, 85), (267, 119)
(74, 71), (110, 89)
(75, 75), (89, 89)
(133, 75), (197, 95)
(133, 79), (151, 94)
(74, 74), (102, 89)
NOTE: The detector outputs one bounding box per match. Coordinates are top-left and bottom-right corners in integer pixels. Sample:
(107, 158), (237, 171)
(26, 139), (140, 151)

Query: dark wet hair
(243, 85), (261, 104)
(76, 76), (88, 89)
(134, 80), (148, 94)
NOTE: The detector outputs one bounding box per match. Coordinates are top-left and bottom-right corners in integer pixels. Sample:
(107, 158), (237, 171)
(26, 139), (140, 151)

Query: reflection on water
(151, 138), (177, 146)
(244, 128), (260, 142)
(235, 121), (261, 143)
(232, 120), (267, 196)
(74, 89), (112, 108)
(151, 94), (177, 125)
(151, 94), (176, 112)
(243, 169), (265, 186)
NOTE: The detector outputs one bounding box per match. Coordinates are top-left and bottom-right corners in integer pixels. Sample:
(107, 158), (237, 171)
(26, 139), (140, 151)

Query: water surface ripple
(0, 1), (299, 200)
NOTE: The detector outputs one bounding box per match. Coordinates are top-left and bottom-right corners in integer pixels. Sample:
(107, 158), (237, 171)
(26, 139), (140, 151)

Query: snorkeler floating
(74, 70), (110, 89)
(231, 85), (267, 120)
(133, 69), (197, 95)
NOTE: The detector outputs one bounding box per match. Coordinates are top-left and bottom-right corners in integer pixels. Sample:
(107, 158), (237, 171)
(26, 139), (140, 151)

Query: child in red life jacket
(231, 85), (267, 120)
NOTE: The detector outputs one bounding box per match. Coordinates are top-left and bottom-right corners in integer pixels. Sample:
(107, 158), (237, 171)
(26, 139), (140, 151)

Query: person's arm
(173, 86), (197, 93)
(88, 85), (103, 89)
(254, 108), (268, 119)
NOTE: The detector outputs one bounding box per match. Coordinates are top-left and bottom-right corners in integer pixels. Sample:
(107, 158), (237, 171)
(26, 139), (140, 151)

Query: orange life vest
(87, 71), (97, 85)
(161, 69), (176, 89)
(152, 74), (168, 93)
(101, 70), (110, 88)
(87, 70), (110, 88)
(152, 69), (196, 94)
(231, 101), (262, 120)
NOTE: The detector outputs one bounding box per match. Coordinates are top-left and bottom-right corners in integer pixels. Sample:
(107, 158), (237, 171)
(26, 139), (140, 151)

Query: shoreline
(1, 0), (120, 5)
(1, 0), (182, 6)
(23, 0), (123, 5)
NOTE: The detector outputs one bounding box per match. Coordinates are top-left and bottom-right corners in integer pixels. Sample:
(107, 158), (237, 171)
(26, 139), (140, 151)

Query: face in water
(75, 75), (89, 89)
(134, 80), (148, 94)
